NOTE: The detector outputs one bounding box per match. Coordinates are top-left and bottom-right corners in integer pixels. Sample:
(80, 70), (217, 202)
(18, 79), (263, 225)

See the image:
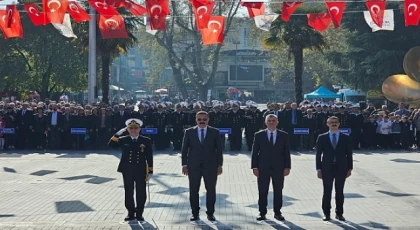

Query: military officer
(170, 104), (187, 151)
(244, 103), (262, 151)
(108, 118), (153, 222)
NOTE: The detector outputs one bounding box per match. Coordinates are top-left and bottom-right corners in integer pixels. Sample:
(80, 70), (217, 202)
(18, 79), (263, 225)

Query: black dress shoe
(322, 215), (331, 221)
(124, 215), (135, 221)
(190, 215), (200, 221)
(274, 214), (285, 221)
(137, 216), (145, 222)
(335, 215), (346, 221)
(256, 215), (266, 221)
(207, 215), (216, 221)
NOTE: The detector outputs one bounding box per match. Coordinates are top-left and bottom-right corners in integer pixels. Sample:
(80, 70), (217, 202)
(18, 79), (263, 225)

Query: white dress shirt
(328, 131), (340, 144)
(51, 112), (58, 126)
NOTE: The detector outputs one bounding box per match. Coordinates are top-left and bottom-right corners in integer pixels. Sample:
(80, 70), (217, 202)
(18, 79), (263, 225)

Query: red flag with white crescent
(121, 0), (147, 16)
(98, 14), (128, 39)
(404, 0), (420, 26)
(104, 0), (123, 8)
(200, 15), (224, 45)
(0, 9), (23, 39)
(68, 1), (91, 22)
(145, 0), (170, 30)
(240, 2), (265, 18)
(326, 1), (345, 29)
(5, 5), (15, 28)
(89, 0), (119, 17)
(24, 4), (48, 26)
(366, 0), (386, 28)
(191, 0), (215, 30)
(43, 0), (69, 24)
(281, 2), (302, 22)
(307, 13), (332, 32)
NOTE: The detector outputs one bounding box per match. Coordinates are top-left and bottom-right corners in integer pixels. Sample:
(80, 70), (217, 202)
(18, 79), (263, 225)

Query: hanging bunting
(281, 2), (302, 22)
(200, 16), (225, 45)
(254, 14), (279, 32)
(121, 0), (147, 16)
(89, 0), (119, 17)
(366, 0), (386, 28)
(43, 0), (69, 24)
(326, 1), (345, 29)
(0, 8), (23, 38)
(241, 1), (265, 18)
(52, 13), (77, 38)
(98, 14), (128, 39)
(68, 1), (91, 23)
(307, 13), (332, 32)
(364, 9), (394, 32)
(190, 0), (215, 30)
(404, 0), (420, 26)
(145, 0), (170, 30)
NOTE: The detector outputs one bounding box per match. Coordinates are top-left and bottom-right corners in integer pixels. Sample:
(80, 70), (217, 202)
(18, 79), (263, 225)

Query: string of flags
(0, 0), (419, 44)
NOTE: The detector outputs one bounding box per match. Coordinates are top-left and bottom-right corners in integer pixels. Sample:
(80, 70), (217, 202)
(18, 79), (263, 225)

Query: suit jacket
(316, 132), (353, 173)
(108, 135), (153, 174)
(16, 109), (34, 127)
(46, 111), (63, 129)
(181, 126), (223, 169)
(251, 129), (291, 171)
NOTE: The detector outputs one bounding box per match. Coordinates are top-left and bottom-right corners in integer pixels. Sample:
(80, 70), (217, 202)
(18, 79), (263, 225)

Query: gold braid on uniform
(111, 136), (119, 142)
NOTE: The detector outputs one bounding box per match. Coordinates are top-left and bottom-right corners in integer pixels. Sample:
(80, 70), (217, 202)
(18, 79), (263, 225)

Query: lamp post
(87, 7), (96, 104)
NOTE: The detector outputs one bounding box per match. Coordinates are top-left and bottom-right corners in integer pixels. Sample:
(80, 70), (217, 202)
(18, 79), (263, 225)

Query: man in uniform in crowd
(244, 103), (263, 151)
(152, 104), (169, 150)
(228, 102), (244, 151)
(170, 103), (187, 151)
(108, 118), (153, 222)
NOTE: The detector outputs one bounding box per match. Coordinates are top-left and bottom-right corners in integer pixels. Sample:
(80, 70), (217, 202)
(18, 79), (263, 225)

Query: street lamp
(232, 40), (240, 89)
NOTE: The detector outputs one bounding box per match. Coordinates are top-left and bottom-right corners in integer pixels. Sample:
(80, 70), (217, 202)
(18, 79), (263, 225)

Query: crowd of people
(0, 97), (417, 151)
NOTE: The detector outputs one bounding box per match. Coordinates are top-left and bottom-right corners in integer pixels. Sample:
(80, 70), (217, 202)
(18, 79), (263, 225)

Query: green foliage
(0, 14), (88, 99)
(328, 2), (420, 91)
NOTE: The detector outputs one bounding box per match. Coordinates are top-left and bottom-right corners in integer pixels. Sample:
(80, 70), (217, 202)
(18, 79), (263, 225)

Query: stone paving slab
(0, 149), (420, 229)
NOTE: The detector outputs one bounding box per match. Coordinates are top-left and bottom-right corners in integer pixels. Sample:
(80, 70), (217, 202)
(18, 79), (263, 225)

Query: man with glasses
(316, 116), (353, 222)
(181, 111), (223, 222)
(251, 114), (291, 222)
(108, 118), (153, 222)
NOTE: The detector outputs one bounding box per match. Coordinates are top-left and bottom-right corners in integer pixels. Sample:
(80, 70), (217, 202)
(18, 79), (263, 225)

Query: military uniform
(244, 109), (262, 151)
(152, 111), (169, 150)
(228, 109), (244, 151)
(108, 130), (153, 220)
(170, 111), (186, 150)
(209, 109), (227, 148)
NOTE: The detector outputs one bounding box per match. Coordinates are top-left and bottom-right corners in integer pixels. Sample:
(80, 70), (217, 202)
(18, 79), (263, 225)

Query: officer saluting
(108, 118), (153, 222)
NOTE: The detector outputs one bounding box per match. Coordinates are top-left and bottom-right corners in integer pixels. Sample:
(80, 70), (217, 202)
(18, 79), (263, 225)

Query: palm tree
(265, 9), (327, 103)
(79, 9), (140, 104)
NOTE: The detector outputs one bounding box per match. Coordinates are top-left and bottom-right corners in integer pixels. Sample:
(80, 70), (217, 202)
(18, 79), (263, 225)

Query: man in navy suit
(316, 116), (353, 222)
(251, 114), (291, 221)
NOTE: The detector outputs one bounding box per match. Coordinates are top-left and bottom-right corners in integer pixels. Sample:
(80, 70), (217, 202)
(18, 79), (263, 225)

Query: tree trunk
(168, 57), (188, 99)
(198, 84), (208, 101)
(293, 48), (304, 104)
(101, 55), (111, 105)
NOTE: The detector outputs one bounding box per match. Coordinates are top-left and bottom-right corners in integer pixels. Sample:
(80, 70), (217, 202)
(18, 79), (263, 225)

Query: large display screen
(229, 65), (264, 81)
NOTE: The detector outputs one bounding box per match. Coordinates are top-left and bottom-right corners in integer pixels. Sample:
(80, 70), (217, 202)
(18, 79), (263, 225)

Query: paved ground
(1, 147), (420, 230)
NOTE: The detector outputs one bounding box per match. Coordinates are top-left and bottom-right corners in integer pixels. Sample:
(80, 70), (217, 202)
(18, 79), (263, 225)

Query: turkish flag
(105, 0), (123, 8)
(200, 16), (224, 45)
(0, 9), (23, 39)
(43, 0), (69, 24)
(366, 0), (386, 28)
(146, 0), (170, 30)
(89, 0), (119, 17)
(121, 0), (147, 16)
(68, 1), (91, 22)
(326, 1), (345, 28)
(191, 0), (215, 30)
(281, 2), (302, 22)
(24, 4), (48, 26)
(98, 14), (128, 39)
(404, 0), (420, 26)
(307, 13), (331, 32)
(241, 2), (265, 18)
(5, 5), (16, 28)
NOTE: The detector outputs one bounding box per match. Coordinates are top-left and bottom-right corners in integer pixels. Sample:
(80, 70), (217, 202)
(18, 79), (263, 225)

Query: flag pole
(88, 7), (97, 104)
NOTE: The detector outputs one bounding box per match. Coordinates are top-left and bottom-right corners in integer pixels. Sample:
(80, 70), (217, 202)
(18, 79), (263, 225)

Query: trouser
(245, 128), (258, 151)
(48, 126), (60, 149)
(122, 169), (147, 217)
(257, 169), (285, 216)
(188, 164), (218, 216)
(171, 128), (184, 150)
(230, 127), (242, 150)
(321, 165), (347, 216)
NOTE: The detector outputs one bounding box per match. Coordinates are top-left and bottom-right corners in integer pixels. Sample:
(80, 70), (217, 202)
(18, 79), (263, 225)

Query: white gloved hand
(116, 127), (127, 136)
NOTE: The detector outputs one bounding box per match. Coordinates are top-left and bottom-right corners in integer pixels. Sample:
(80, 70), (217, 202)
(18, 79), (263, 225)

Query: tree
(79, 9), (141, 104)
(265, 8), (327, 103)
(145, 0), (241, 101)
(0, 15), (89, 99)
(326, 2), (420, 91)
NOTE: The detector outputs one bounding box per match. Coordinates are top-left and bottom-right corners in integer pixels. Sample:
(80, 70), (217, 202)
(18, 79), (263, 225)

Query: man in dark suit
(316, 116), (353, 222)
(108, 118), (153, 222)
(181, 111), (223, 222)
(251, 114), (291, 221)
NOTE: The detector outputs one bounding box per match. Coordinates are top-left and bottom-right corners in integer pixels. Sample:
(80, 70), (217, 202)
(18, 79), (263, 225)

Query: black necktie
(270, 132), (274, 145)
(133, 138), (137, 142)
(200, 129), (205, 144)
